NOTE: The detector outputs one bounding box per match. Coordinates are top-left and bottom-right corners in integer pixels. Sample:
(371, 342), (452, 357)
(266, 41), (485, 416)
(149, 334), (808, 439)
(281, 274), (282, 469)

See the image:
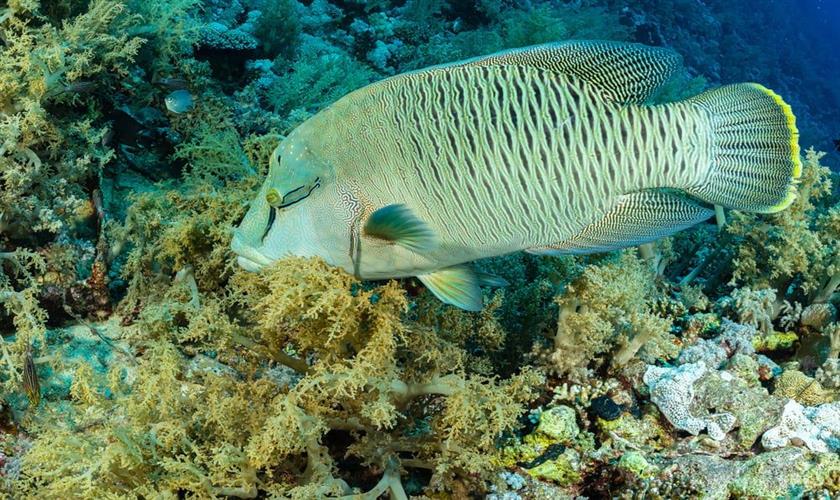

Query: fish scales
(312, 65), (701, 249)
(233, 41), (801, 311)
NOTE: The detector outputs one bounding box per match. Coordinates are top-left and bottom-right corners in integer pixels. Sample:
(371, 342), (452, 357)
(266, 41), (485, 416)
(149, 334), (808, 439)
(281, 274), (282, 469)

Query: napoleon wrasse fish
(232, 40), (801, 311)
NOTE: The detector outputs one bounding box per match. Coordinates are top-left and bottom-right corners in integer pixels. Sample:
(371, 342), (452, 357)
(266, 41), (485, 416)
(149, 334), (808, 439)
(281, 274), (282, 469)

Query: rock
(644, 362), (736, 441)
(677, 338), (727, 369)
(536, 405), (579, 443)
(726, 353), (760, 386)
(761, 400), (840, 452)
(730, 447), (839, 498)
(717, 319), (757, 356)
(651, 453), (740, 498)
(677, 320), (757, 369)
(693, 370), (783, 448)
(650, 448), (839, 498)
(755, 354), (782, 381)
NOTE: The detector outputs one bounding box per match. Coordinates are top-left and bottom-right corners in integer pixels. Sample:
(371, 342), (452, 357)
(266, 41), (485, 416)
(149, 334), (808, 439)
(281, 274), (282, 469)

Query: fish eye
(266, 188), (282, 207)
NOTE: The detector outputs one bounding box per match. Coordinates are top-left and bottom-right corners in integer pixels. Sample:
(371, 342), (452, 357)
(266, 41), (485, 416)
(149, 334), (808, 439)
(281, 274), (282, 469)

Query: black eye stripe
(279, 177), (321, 208)
(261, 206), (277, 243)
(282, 184), (306, 199)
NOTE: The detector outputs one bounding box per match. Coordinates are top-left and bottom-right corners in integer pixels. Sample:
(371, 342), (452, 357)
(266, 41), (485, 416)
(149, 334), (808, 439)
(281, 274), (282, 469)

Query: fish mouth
(231, 231), (274, 272)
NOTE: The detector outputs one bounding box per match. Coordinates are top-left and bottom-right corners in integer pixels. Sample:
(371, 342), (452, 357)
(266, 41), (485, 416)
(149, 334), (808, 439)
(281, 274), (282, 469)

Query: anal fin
(527, 190), (714, 256)
(418, 265), (483, 311)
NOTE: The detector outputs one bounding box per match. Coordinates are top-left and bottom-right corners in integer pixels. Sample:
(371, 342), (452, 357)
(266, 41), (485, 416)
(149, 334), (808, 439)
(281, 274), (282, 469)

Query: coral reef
(644, 362), (736, 441)
(761, 400), (839, 453)
(0, 0), (838, 497)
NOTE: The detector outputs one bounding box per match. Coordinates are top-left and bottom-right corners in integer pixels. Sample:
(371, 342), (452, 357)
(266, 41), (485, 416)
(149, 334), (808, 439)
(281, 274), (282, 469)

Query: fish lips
(231, 231), (274, 272)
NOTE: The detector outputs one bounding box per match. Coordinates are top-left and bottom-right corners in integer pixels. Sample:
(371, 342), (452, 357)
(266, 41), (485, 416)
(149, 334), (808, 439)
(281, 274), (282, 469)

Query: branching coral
(0, 2), (143, 243)
(548, 251), (678, 376)
(726, 149), (836, 302)
(232, 258), (544, 493)
(265, 41), (376, 132)
(0, 249), (47, 394)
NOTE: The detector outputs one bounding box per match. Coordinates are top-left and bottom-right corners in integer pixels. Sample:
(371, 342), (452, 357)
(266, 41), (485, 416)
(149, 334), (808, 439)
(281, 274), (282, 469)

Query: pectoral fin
(418, 265), (483, 312)
(363, 204), (437, 252)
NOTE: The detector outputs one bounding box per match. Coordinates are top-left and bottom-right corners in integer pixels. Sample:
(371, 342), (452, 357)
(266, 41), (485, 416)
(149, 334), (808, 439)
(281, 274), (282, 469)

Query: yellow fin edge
(749, 83), (802, 213)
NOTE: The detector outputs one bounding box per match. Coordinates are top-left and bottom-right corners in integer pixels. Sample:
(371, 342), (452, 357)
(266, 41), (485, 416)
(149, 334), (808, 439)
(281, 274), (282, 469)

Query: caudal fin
(686, 83), (801, 213)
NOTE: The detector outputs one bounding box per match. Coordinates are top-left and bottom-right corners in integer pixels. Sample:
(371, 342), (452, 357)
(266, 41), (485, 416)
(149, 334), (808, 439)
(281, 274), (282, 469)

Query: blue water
(624, 0), (839, 169)
(747, 0), (839, 168)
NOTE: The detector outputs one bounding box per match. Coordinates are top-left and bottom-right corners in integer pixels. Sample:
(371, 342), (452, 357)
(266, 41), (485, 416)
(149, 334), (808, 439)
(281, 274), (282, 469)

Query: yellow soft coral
(549, 251), (676, 376)
(14, 256), (543, 497)
(727, 149), (835, 299)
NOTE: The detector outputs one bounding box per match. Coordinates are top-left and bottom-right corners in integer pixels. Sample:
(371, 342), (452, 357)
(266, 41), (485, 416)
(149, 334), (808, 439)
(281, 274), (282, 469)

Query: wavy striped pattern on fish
(314, 62), (706, 253)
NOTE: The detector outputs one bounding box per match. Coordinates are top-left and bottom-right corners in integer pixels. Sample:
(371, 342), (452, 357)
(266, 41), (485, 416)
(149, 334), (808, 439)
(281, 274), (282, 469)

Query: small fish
(60, 80), (96, 94)
(232, 40), (801, 311)
(22, 344), (40, 407)
(44, 80), (96, 99)
(833, 138), (840, 152)
(164, 89), (194, 113)
(153, 76), (189, 90)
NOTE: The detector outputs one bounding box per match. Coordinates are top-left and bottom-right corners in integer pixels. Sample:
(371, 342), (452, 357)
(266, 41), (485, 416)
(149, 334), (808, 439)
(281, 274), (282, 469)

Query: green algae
(618, 451), (656, 479)
(526, 449), (582, 486)
(730, 449), (839, 499)
(536, 405), (579, 443)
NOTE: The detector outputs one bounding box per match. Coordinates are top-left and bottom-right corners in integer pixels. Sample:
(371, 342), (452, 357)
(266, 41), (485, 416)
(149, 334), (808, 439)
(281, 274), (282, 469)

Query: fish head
(232, 134), (357, 273)
(164, 89), (194, 113)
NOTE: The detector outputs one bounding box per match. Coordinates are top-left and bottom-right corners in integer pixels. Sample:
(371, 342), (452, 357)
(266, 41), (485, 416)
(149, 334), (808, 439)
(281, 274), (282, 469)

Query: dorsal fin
(450, 40), (682, 104)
